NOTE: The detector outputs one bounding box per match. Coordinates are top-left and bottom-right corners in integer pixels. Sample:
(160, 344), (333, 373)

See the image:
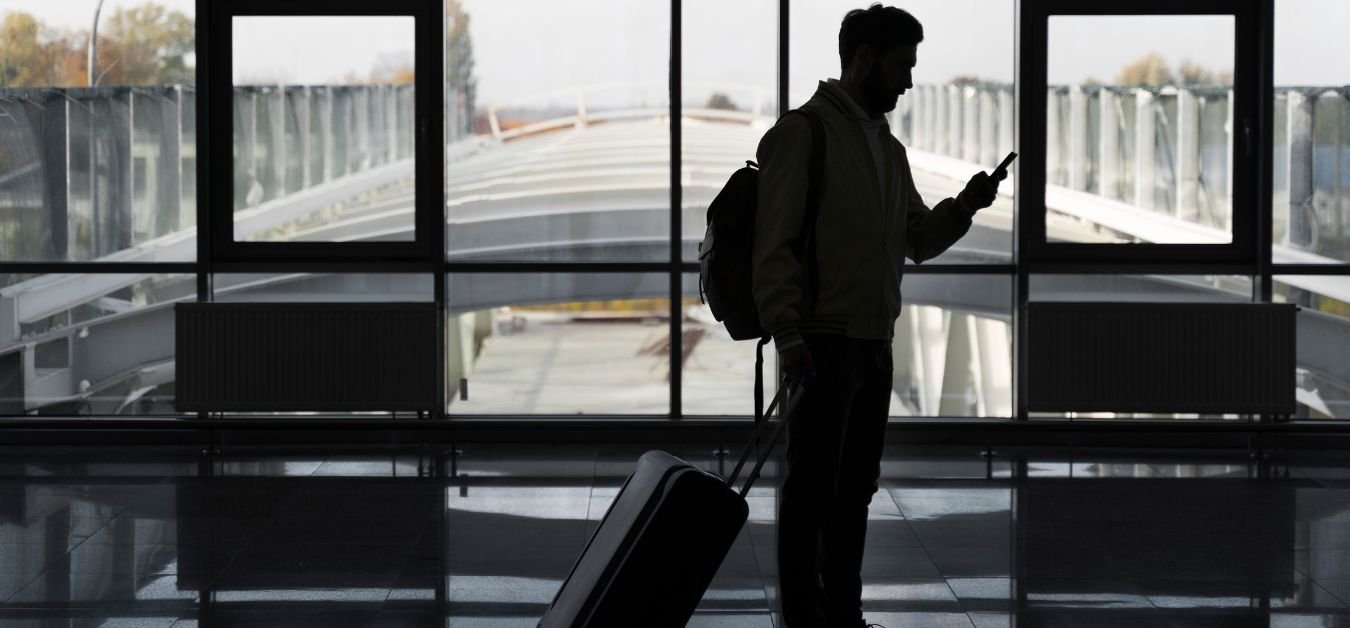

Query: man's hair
(838, 4), (924, 72)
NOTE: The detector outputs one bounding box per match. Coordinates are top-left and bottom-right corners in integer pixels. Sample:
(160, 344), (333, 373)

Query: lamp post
(88, 0), (104, 86)
(88, 0), (105, 258)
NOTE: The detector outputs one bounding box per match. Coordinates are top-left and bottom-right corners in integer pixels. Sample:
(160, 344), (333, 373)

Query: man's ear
(851, 44), (875, 77)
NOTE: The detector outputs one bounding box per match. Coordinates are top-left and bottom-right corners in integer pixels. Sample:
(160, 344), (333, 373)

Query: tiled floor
(1, 442), (1349, 626)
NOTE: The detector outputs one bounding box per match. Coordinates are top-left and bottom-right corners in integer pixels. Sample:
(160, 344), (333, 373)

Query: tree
(1115, 52), (1174, 86)
(704, 93), (738, 111)
(0, 11), (83, 87)
(370, 52), (415, 85)
(96, 3), (194, 85)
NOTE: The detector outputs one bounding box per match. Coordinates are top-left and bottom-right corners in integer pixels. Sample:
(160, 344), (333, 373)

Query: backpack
(697, 108), (825, 422)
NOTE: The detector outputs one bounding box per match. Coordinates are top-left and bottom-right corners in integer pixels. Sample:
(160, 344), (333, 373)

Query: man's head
(838, 4), (923, 115)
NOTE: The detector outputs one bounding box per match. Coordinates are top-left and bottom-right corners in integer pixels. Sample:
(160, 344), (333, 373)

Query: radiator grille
(175, 303), (438, 412)
(1027, 302), (1296, 414)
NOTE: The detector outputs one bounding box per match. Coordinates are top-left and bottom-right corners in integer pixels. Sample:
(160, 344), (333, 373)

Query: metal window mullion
(669, 0), (682, 420)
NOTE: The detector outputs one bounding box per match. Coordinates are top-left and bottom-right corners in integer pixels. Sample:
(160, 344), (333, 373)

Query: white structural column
(974, 317), (1013, 418)
(1225, 88), (1235, 230)
(893, 91), (911, 145)
(317, 87), (334, 183)
(445, 311), (481, 404)
(1176, 88), (1201, 222)
(979, 87), (998, 168)
(892, 308), (920, 416)
(998, 87), (1015, 169)
(1067, 85), (1088, 192)
(915, 306), (948, 416)
(1135, 89), (1157, 210)
(1098, 88), (1120, 200)
(933, 85), (948, 155)
(947, 85), (963, 159)
(1046, 89), (1062, 186)
(938, 312), (975, 417)
(1286, 90), (1316, 248)
(962, 85), (980, 163)
(909, 86), (926, 149)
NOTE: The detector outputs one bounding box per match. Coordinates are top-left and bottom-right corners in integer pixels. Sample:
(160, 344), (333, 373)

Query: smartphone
(995, 151), (1018, 173)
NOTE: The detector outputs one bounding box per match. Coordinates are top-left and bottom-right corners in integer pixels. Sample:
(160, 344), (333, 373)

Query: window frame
(201, 0), (444, 264)
(1016, 0), (1269, 267)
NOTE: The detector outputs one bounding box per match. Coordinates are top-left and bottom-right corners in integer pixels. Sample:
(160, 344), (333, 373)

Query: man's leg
(819, 340), (894, 625)
(777, 334), (856, 627)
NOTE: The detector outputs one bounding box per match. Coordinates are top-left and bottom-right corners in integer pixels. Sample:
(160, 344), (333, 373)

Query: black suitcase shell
(538, 450), (749, 627)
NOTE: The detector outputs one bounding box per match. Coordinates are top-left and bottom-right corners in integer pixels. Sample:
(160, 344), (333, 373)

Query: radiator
(175, 302), (438, 412)
(1027, 302), (1296, 414)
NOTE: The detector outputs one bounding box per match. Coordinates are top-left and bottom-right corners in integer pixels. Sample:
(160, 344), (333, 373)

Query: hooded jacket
(752, 80), (976, 351)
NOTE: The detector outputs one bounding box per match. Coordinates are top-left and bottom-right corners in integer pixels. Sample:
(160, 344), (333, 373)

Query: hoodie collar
(824, 79), (884, 124)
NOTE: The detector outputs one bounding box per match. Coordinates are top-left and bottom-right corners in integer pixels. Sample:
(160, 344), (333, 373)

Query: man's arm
(752, 114), (813, 351)
(901, 147), (979, 264)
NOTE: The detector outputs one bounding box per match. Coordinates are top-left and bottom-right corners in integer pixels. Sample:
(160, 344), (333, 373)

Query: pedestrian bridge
(1, 83), (1346, 418)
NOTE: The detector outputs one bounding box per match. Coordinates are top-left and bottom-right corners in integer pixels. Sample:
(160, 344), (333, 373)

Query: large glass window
(0, 273), (189, 416)
(791, 0), (1016, 264)
(0, 1), (196, 262)
(682, 0), (776, 265)
(447, 274), (671, 415)
(445, 1), (670, 263)
(1275, 276), (1350, 419)
(230, 16), (416, 243)
(1273, 0), (1350, 265)
(891, 274), (1012, 418)
(1045, 15), (1235, 246)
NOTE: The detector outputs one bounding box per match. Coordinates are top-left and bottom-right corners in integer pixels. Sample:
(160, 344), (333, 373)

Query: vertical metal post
(962, 85), (979, 163)
(355, 88), (370, 171)
(111, 89), (133, 254)
(1225, 88), (1235, 229)
(1067, 85), (1087, 192)
(979, 87), (997, 168)
(1177, 88), (1201, 222)
(938, 313), (975, 417)
(894, 89), (910, 145)
(934, 85), (948, 156)
(670, 0), (683, 419)
(266, 88), (285, 201)
(298, 87), (312, 190)
(235, 90), (257, 209)
(947, 85), (963, 159)
(1286, 90), (1315, 249)
(998, 86), (1014, 168)
(36, 92), (71, 260)
(158, 87), (183, 236)
(1046, 88), (1061, 186)
(386, 87), (399, 165)
(319, 87), (334, 182)
(1098, 88), (1120, 200)
(908, 85), (924, 148)
(1135, 89), (1157, 210)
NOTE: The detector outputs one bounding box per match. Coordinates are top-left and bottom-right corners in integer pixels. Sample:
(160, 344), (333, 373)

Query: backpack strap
(754, 108), (825, 427)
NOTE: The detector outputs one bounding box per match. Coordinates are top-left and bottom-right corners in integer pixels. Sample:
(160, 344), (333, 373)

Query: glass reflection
(3, 445), (1349, 625)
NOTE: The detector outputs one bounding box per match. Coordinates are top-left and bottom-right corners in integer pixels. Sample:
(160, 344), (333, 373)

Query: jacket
(752, 80), (976, 350)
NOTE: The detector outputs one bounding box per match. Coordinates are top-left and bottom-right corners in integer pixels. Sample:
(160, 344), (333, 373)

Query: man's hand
(780, 343), (816, 387)
(958, 168), (1005, 212)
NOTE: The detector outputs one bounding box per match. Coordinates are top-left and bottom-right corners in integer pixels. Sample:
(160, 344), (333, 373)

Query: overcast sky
(2, 0), (1346, 103)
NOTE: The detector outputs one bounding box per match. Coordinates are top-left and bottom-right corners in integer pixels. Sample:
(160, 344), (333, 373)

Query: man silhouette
(752, 5), (1001, 627)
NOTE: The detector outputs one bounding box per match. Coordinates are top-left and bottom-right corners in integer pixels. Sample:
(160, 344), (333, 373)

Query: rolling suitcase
(538, 381), (805, 628)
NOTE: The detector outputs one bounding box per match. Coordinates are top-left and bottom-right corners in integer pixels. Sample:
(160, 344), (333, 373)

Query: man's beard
(860, 65), (899, 114)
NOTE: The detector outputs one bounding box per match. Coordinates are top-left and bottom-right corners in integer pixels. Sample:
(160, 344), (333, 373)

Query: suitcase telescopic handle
(726, 379), (805, 498)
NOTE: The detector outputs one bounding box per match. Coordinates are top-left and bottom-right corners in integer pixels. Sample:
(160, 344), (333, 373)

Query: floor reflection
(0, 444), (1348, 626)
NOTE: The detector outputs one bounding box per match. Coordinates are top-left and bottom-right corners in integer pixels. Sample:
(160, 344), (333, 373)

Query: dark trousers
(777, 333), (893, 628)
